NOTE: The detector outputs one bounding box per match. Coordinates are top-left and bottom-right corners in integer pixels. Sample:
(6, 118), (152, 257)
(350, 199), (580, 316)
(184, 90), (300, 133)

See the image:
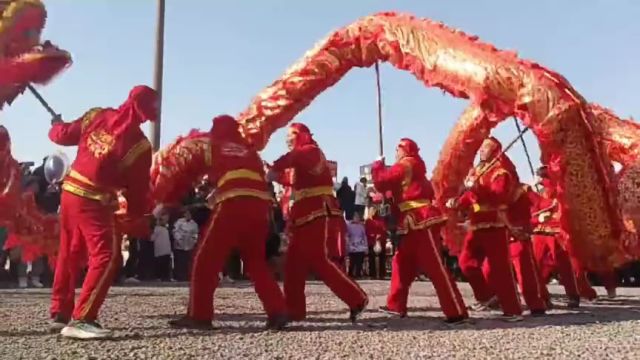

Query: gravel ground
(1, 281), (640, 359)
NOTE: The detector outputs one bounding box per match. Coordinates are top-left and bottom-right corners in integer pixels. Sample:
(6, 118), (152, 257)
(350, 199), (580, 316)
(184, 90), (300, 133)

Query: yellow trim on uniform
(68, 169), (98, 187)
(398, 199), (431, 212)
(61, 182), (112, 204)
(292, 206), (343, 227)
(213, 188), (273, 205)
(293, 186), (334, 202)
(119, 139), (151, 170)
(216, 169), (264, 188)
(80, 107), (103, 131)
(397, 215), (448, 235)
(533, 225), (560, 235)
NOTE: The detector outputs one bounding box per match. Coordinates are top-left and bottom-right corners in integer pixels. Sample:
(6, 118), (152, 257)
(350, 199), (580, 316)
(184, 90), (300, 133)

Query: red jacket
(49, 107), (152, 219)
(371, 156), (445, 235)
(272, 143), (341, 227)
(458, 161), (518, 229)
(365, 216), (386, 247)
(207, 136), (271, 207)
(530, 190), (561, 235)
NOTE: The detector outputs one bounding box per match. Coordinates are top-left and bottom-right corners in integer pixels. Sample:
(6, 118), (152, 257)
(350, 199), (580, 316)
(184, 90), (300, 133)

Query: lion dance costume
(269, 123), (368, 322)
(48, 85), (157, 339)
(372, 138), (468, 323)
(166, 115), (288, 330)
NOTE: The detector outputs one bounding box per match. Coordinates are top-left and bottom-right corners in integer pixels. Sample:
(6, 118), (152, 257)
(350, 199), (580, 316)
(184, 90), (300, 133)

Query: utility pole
(150, 0), (165, 151)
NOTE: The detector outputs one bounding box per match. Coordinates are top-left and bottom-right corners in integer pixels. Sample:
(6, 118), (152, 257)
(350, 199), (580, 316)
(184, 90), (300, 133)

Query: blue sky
(4, 0), (639, 184)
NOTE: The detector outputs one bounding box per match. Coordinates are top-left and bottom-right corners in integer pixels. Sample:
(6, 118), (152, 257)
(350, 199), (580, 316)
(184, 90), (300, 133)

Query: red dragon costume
(452, 137), (524, 319)
(372, 138), (468, 323)
(165, 115), (287, 331)
(268, 123), (368, 322)
(47, 85), (157, 339)
(0, 0), (71, 263)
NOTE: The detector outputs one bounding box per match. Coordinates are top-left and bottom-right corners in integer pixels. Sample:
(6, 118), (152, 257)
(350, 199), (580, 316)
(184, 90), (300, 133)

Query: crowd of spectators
(2, 168), (640, 290)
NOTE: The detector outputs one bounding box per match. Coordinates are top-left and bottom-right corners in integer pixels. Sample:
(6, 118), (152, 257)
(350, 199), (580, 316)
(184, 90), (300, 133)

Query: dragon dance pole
(27, 85), (57, 118)
(150, 0), (166, 151)
(375, 62), (384, 157)
(512, 118), (537, 178)
(374, 62), (384, 278)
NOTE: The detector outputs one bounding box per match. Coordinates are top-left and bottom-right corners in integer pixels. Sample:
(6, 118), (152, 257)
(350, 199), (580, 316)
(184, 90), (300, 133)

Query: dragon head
(0, 0), (71, 108)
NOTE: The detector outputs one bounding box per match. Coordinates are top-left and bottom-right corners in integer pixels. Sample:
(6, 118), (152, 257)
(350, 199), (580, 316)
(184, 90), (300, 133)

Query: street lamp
(150, 0), (165, 151)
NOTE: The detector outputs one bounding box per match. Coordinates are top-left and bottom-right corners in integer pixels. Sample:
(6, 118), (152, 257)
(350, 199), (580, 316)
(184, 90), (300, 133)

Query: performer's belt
(217, 169), (264, 188)
(62, 170), (116, 204)
(398, 199), (431, 212)
(533, 225), (560, 236)
(293, 186), (334, 202)
(213, 188), (273, 205)
(471, 203), (509, 213)
(471, 185), (526, 213)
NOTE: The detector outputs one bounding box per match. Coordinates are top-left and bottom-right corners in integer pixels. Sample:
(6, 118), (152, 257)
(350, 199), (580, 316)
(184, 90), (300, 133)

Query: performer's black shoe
(168, 316), (213, 330)
(48, 314), (69, 334)
(545, 299), (554, 310)
(265, 314), (288, 331)
(444, 316), (471, 326)
(349, 299), (369, 323)
(567, 297), (580, 309)
(378, 306), (407, 318)
(530, 309), (546, 317)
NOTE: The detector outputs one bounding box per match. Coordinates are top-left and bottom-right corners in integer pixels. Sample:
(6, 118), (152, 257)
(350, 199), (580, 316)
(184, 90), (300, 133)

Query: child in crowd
(152, 212), (173, 282)
(346, 212), (368, 278)
(172, 210), (199, 281)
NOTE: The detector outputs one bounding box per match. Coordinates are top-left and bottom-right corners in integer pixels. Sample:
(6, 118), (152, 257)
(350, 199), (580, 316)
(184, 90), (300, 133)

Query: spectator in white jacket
(172, 210), (199, 281)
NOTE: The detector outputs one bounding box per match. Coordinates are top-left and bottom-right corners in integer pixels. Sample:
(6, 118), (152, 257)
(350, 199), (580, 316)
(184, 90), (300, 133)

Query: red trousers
(386, 227), (467, 319)
(576, 271), (617, 300)
(459, 228), (522, 315)
(507, 240), (547, 311)
(532, 235), (579, 300)
(50, 192), (119, 321)
(188, 198), (286, 322)
(284, 216), (368, 321)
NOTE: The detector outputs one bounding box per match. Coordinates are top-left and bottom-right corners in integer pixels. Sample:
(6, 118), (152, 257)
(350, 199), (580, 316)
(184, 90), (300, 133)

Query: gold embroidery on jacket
(86, 130), (115, 159)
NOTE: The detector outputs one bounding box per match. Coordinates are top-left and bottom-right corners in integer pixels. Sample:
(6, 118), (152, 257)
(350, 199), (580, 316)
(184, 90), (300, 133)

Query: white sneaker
(60, 321), (112, 340)
(124, 277), (141, 284)
(18, 277), (28, 288)
(31, 277), (44, 288)
(223, 276), (235, 284)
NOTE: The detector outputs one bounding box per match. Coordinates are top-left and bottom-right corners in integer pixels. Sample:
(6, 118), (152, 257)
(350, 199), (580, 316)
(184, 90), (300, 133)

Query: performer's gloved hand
(266, 169), (278, 182)
(375, 156), (385, 163)
(51, 114), (63, 125)
(445, 197), (458, 209)
(464, 177), (475, 189)
(152, 204), (166, 219)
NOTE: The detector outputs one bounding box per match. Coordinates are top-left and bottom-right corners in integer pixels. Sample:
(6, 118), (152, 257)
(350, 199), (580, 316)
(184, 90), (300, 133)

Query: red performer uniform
(168, 115), (287, 330)
(48, 86), (157, 338)
(365, 208), (387, 279)
(269, 123), (368, 322)
(503, 184), (547, 314)
(454, 137), (522, 318)
(530, 172), (581, 307)
(373, 138), (468, 322)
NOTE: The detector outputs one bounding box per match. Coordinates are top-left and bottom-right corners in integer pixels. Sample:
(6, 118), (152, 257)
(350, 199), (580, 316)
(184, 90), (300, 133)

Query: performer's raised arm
(48, 107), (102, 146)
